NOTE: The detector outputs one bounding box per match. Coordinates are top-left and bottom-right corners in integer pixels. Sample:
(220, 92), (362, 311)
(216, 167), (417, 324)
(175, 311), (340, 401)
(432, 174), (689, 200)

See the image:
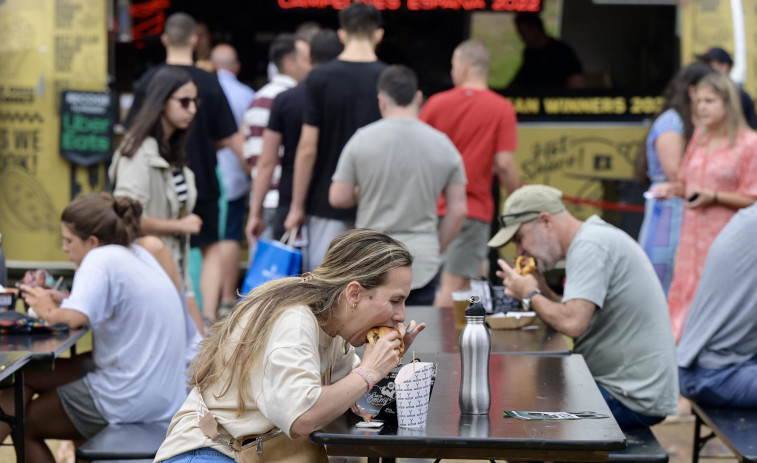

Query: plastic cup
(395, 362), (434, 429)
(451, 290), (474, 329)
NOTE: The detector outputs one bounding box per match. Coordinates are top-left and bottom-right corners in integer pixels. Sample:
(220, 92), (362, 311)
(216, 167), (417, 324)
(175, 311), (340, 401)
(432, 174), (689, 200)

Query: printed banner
(0, 0), (108, 265)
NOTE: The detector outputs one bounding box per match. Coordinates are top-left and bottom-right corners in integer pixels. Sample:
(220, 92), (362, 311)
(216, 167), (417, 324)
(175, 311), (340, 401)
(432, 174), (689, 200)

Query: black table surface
(0, 351), (32, 384)
(312, 353), (626, 462)
(405, 306), (571, 355)
(692, 401), (757, 462)
(0, 328), (88, 368)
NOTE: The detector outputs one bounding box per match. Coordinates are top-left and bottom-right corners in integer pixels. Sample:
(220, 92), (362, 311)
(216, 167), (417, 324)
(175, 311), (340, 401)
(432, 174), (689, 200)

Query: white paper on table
(394, 362), (434, 429)
(488, 311), (536, 319)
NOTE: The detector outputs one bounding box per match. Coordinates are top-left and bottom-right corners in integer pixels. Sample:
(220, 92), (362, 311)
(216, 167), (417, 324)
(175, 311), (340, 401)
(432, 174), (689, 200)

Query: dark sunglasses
(498, 210), (541, 228)
(172, 97), (201, 109)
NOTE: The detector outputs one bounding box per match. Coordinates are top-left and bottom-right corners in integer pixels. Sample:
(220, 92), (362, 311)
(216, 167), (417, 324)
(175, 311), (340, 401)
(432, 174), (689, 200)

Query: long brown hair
(636, 62), (715, 185)
(118, 66), (195, 166)
(190, 229), (413, 413)
(61, 193), (143, 246)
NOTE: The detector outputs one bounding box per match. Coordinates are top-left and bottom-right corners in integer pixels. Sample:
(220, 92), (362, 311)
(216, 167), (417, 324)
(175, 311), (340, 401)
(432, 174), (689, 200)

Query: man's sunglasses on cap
(498, 210), (541, 228)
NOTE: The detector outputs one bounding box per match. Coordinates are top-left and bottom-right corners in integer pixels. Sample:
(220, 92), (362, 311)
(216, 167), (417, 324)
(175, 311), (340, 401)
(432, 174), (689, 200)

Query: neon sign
(276, 0), (541, 12)
(131, 0), (171, 49)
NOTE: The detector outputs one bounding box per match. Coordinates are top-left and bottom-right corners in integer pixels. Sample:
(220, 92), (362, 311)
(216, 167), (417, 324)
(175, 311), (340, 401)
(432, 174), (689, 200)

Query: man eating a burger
(490, 185), (678, 428)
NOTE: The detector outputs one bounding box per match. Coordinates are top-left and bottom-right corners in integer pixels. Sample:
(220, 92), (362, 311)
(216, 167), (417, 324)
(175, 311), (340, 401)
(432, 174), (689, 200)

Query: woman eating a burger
(155, 229), (425, 463)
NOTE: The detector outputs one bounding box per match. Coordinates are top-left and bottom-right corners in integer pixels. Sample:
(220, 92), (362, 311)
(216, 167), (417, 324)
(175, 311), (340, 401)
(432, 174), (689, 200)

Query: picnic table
(311, 352), (626, 462)
(0, 328), (88, 463)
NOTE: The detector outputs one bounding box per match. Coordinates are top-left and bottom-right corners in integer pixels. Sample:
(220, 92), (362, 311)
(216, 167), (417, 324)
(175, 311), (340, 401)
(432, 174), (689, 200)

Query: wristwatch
(522, 289), (542, 311)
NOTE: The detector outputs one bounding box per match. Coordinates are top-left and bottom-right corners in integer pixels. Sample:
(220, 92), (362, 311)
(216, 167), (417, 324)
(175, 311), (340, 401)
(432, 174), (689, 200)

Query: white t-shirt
(60, 244), (187, 424)
(155, 305), (360, 462)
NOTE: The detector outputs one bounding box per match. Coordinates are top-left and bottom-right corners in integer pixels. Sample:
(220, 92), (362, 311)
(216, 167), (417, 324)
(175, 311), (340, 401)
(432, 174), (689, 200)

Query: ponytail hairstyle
(61, 193), (143, 246)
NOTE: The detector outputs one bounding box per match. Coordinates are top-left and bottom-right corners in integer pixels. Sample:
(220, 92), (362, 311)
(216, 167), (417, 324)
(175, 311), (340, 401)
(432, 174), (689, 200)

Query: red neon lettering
(462, 0), (486, 10)
(130, 0), (169, 48)
(441, 0), (461, 9)
(491, 0), (541, 11)
(407, 0), (433, 10)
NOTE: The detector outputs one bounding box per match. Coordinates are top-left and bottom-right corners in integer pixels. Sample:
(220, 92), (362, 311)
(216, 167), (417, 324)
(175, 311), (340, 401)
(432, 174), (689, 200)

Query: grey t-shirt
(678, 203), (757, 370)
(563, 216), (678, 417)
(332, 117), (466, 289)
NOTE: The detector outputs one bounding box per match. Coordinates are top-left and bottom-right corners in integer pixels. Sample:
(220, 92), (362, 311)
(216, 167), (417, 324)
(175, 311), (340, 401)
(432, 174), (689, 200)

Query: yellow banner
(0, 0), (107, 265)
(514, 124), (646, 216)
(742, 1), (757, 98)
(680, 0), (733, 65)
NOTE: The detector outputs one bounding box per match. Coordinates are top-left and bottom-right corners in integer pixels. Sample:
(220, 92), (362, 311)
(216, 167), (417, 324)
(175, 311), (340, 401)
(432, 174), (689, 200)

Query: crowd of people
(10, 2), (757, 461)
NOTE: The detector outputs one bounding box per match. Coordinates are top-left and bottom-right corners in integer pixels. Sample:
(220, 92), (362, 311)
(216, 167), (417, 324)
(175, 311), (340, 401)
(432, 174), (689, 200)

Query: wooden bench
(692, 401), (757, 463)
(608, 427), (668, 462)
(75, 421), (169, 462)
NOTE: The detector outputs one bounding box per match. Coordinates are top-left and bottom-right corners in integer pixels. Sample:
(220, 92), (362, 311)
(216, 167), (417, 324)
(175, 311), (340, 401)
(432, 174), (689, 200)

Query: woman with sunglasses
(109, 66), (201, 321)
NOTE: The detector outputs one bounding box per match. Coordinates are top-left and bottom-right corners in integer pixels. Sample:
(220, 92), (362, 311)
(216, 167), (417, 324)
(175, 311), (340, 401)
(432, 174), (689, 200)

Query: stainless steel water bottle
(458, 295), (491, 414)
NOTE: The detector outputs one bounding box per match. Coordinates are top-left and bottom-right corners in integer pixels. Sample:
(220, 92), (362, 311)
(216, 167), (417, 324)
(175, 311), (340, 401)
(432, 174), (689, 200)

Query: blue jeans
(596, 383), (665, 428)
(161, 447), (233, 462)
(679, 354), (757, 407)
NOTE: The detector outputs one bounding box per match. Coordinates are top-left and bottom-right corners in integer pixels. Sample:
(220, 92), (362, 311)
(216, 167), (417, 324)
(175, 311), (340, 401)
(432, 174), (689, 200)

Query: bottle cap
(465, 296), (486, 316)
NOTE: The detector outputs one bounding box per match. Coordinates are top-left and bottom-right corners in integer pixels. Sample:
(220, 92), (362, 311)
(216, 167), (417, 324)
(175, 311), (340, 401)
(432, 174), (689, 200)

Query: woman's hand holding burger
(361, 324), (405, 381)
(359, 320), (427, 386)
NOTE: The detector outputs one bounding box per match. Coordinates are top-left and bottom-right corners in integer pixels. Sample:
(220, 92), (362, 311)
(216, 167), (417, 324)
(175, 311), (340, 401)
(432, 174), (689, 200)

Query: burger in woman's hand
(366, 326), (405, 356)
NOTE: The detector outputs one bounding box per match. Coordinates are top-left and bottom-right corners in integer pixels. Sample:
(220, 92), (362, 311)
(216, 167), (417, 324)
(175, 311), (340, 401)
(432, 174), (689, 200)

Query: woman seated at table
(154, 229), (426, 463)
(3, 193), (188, 463)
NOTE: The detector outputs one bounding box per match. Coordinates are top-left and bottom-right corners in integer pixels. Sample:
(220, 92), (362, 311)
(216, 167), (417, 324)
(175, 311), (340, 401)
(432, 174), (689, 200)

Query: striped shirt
(173, 169), (188, 207)
(242, 74), (297, 209)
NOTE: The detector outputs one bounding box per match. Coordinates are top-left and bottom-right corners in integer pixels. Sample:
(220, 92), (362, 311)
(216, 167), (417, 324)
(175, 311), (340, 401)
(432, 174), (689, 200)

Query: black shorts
(191, 199), (220, 248)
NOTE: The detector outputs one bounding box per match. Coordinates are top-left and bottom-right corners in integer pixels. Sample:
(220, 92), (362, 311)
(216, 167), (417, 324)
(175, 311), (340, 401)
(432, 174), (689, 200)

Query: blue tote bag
(240, 233), (302, 298)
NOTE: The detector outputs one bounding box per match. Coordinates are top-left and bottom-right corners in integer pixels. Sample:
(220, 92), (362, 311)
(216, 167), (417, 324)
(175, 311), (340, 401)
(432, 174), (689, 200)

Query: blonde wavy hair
(696, 73), (747, 147)
(190, 229), (413, 413)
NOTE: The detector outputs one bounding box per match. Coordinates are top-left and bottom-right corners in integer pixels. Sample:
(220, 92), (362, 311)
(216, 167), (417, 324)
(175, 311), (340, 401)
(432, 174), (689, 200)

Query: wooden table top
(312, 353), (625, 461)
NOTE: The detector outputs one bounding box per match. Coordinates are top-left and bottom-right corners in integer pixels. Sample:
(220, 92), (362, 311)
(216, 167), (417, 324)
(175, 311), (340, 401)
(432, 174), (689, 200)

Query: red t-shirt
(420, 87), (517, 221)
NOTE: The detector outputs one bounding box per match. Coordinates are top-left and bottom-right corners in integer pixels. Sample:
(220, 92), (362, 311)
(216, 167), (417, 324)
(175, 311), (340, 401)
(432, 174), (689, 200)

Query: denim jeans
(679, 354), (757, 407)
(596, 383), (665, 428)
(161, 447), (234, 463)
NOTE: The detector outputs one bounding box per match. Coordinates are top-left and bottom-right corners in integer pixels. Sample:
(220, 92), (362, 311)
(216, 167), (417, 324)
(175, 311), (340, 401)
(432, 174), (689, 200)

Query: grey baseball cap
(488, 185), (566, 248)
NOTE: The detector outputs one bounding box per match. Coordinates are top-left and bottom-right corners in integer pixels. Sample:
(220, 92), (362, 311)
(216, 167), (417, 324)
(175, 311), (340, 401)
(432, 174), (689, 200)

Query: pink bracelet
(351, 368), (375, 391)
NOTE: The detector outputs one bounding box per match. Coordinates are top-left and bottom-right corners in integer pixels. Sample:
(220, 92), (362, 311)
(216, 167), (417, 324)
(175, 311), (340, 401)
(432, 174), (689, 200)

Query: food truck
(0, 0), (754, 270)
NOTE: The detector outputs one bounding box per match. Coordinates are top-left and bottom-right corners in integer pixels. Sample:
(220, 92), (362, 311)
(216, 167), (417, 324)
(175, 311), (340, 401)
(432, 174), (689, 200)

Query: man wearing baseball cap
(696, 47), (757, 129)
(491, 185), (679, 427)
